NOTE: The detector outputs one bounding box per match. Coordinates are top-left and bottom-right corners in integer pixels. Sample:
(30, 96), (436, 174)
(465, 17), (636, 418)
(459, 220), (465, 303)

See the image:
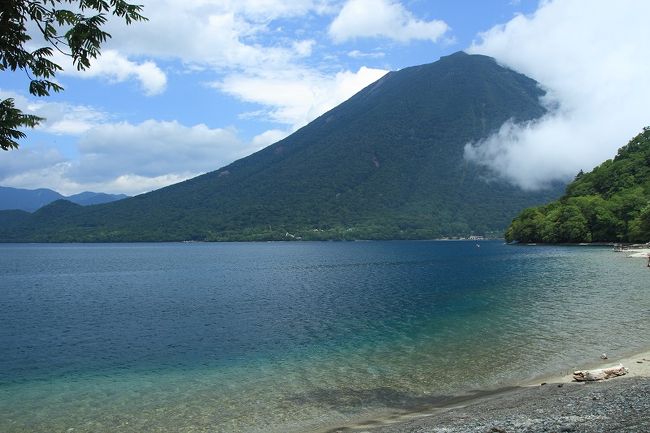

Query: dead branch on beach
(573, 364), (628, 381)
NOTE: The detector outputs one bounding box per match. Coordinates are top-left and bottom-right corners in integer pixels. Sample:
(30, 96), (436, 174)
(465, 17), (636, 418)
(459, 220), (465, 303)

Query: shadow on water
(284, 385), (519, 432)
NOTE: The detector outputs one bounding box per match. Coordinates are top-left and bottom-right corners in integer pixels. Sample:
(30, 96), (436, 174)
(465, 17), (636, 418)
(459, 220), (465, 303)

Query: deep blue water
(0, 241), (516, 383)
(1, 241), (649, 432)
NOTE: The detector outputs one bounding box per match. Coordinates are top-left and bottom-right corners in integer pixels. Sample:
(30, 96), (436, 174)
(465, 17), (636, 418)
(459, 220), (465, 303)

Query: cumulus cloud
(329, 0), (449, 43)
(221, 0), (336, 20)
(58, 50), (167, 96)
(0, 163), (193, 197)
(100, 0), (440, 69)
(465, 0), (650, 190)
(0, 120), (258, 195)
(104, 2), (320, 70)
(0, 161), (75, 195)
(0, 146), (68, 181)
(86, 173), (196, 196)
(215, 66), (388, 129)
(0, 90), (108, 135)
(69, 120), (251, 183)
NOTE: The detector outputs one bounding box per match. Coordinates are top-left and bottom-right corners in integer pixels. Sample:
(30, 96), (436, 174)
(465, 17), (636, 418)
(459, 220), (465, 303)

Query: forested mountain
(0, 186), (128, 212)
(0, 52), (563, 242)
(506, 127), (650, 243)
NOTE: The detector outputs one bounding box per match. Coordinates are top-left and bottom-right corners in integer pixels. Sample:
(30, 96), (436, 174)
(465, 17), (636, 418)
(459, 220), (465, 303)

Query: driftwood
(573, 364), (627, 381)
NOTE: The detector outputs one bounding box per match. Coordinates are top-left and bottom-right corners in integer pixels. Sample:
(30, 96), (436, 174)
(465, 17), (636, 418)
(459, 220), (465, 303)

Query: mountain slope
(0, 52), (563, 242)
(0, 186), (128, 212)
(505, 127), (650, 243)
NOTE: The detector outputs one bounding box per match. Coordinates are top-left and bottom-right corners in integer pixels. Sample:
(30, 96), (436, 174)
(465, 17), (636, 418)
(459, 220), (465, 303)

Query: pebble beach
(325, 350), (650, 433)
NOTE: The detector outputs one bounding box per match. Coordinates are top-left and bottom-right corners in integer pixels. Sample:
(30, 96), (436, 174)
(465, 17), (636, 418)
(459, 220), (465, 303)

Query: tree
(628, 204), (650, 242)
(504, 206), (544, 243)
(568, 195), (621, 241)
(0, 0), (146, 150)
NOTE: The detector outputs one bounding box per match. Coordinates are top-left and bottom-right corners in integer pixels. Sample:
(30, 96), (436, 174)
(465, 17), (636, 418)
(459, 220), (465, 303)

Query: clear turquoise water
(1, 241), (648, 432)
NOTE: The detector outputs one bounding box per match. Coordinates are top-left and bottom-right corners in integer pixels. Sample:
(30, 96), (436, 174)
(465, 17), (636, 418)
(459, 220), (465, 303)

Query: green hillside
(0, 52), (563, 242)
(506, 127), (650, 243)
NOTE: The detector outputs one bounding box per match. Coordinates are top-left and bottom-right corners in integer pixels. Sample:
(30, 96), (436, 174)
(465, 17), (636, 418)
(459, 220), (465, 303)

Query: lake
(1, 241), (648, 432)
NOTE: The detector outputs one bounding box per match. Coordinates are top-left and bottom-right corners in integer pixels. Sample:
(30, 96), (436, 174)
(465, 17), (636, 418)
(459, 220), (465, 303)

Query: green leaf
(0, 99), (44, 150)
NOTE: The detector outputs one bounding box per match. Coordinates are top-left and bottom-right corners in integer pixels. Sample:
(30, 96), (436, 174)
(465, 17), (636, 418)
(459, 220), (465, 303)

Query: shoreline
(317, 348), (650, 433)
(529, 347), (650, 385)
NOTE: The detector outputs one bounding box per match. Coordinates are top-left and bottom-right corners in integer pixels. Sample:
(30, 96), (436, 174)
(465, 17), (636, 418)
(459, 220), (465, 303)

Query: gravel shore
(352, 376), (650, 433)
(326, 352), (650, 433)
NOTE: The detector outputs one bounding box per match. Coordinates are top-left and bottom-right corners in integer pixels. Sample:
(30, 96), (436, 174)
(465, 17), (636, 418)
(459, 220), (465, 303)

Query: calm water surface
(1, 241), (648, 432)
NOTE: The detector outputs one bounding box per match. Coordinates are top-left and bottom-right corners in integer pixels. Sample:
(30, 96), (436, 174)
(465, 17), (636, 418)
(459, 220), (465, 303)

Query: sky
(1, 0), (649, 196)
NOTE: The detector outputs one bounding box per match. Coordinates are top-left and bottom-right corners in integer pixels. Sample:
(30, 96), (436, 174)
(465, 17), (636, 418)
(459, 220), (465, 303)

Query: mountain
(0, 187), (63, 212)
(0, 52), (564, 242)
(0, 186), (128, 212)
(66, 191), (129, 206)
(505, 127), (650, 243)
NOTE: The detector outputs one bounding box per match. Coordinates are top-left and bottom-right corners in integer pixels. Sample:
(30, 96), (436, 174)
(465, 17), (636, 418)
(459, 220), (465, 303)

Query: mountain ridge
(0, 186), (128, 212)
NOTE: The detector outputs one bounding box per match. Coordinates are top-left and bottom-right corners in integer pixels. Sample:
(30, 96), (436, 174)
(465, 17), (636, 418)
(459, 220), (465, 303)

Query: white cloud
(347, 50), (385, 59)
(215, 66), (388, 129)
(31, 103), (108, 135)
(213, 0), (335, 21)
(0, 146), (67, 181)
(0, 161), (75, 195)
(292, 39), (316, 57)
(0, 120), (259, 195)
(252, 129), (289, 148)
(329, 0), (449, 43)
(0, 163), (192, 197)
(465, 0), (650, 190)
(89, 173), (196, 196)
(104, 2), (320, 70)
(26, 1), (320, 96)
(0, 89), (107, 135)
(58, 50), (167, 96)
(69, 120), (251, 183)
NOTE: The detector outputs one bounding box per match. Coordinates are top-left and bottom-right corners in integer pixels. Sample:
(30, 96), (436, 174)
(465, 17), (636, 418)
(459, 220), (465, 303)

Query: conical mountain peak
(0, 54), (562, 242)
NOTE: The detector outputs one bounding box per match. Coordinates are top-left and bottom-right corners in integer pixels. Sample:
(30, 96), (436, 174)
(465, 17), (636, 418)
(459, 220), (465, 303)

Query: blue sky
(1, 0), (649, 195)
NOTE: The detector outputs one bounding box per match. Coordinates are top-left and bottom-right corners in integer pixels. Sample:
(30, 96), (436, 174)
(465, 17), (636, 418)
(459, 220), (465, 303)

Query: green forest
(506, 127), (650, 243)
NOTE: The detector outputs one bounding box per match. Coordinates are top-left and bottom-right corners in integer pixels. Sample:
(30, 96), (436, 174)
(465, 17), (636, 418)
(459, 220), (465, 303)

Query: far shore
(318, 348), (650, 433)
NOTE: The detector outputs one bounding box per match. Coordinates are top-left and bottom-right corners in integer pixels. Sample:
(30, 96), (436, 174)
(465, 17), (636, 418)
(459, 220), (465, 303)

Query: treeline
(506, 127), (650, 243)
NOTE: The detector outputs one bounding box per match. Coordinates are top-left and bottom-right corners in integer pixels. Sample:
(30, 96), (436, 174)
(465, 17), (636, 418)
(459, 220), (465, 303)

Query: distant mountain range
(0, 52), (564, 242)
(0, 186), (128, 212)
